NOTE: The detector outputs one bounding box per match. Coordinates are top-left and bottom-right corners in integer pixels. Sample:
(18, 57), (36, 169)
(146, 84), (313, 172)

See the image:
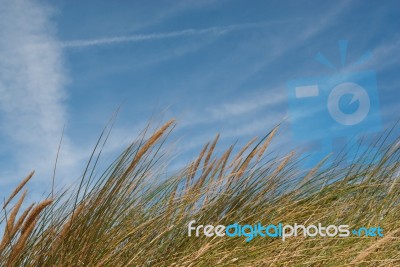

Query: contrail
(61, 22), (267, 48)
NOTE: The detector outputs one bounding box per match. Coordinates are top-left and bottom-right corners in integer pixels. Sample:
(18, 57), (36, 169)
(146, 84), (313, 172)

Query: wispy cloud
(178, 1), (355, 128)
(181, 90), (286, 127)
(61, 21), (290, 49)
(0, 0), (79, 188)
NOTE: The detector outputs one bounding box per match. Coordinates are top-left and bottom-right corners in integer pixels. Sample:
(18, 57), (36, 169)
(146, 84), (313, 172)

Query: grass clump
(1, 120), (399, 266)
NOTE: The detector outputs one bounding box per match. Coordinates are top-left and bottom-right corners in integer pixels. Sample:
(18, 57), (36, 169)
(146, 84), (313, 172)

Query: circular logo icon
(327, 82), (370, 126)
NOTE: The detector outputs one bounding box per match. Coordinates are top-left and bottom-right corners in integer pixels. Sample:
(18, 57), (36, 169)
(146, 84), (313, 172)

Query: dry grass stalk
(0, 121), (398, 266)
(229, 137), (258, 168)
(21, 199), (53, 235)
(124, 119), (175, 175)
(203, 134), (219, 168)
(3, 171), (34, 209)
(50, 202), (86, 255)
(59, 202), (85, 239)
(6, 190), (27, 236)
(234, 144), (260, 179)
(350, 227), (400, 265)
(272, 151), (295, 177)
(299, 153), (332, 187)
(12, 204), (34, 236)
(217, 146), (233, 182)
(7, 218), (39, 267)
(256, 126), (279, 162)
(0, 191), (29, 254)
(187, 142), (209, 186)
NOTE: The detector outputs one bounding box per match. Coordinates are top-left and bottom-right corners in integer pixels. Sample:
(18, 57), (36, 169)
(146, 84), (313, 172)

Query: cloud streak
(0, 0), (77, 187)
(61, 22), (287, 48)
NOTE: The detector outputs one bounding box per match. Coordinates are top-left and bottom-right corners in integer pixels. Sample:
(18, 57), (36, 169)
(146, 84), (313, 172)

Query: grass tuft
(1, 120), (399, 266)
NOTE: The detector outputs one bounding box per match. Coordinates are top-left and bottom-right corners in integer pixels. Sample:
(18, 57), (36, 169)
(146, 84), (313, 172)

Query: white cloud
(60, 21), (289, 49)
(180, 89), (286, 128)
(208, 91), (286, 121)
(0, 0), (80, 189)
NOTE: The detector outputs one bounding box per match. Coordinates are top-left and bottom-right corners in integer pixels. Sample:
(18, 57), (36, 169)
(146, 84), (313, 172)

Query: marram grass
(1, 120), (399, 266)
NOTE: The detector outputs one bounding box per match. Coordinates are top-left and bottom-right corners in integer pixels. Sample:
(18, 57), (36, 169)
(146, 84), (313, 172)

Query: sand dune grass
(1, 120), (399, 266)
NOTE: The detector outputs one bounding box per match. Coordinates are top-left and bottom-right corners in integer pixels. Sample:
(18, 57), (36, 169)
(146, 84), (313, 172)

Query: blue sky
(0, 0), (399, 198)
